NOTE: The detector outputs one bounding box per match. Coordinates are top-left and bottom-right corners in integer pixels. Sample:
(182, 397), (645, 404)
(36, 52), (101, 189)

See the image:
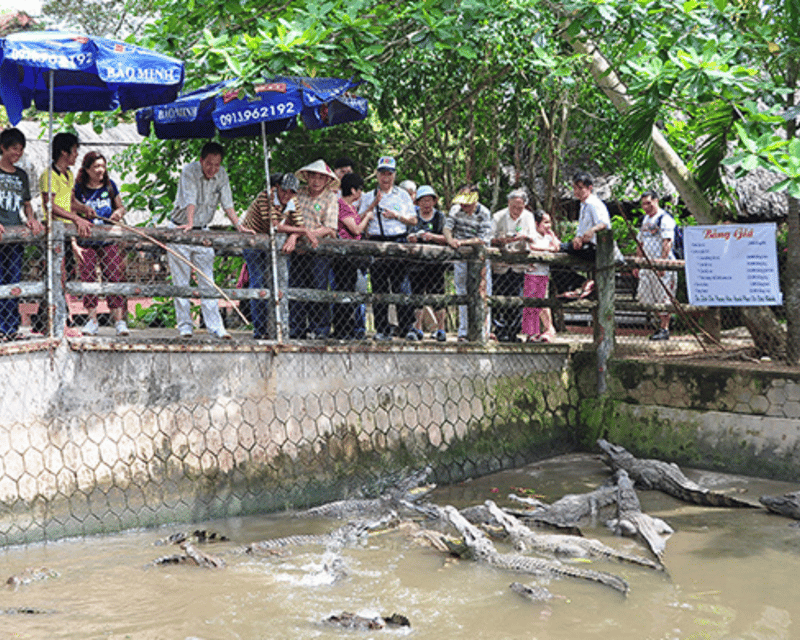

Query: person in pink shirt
(332, 173), (373, 339)
(523, 210), (560, 342)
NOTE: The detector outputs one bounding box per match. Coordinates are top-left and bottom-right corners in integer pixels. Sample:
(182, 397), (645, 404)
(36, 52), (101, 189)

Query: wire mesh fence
(0, 222), (764, 353)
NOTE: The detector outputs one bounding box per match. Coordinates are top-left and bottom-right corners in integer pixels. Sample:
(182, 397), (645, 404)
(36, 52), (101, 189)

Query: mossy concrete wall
(0, 341), (576, 545)
(574, 351), (800, 481)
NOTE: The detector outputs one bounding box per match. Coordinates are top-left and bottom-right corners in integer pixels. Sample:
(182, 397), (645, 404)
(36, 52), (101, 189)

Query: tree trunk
(783, 61), (800, 364)
(563, 34), (713, 224)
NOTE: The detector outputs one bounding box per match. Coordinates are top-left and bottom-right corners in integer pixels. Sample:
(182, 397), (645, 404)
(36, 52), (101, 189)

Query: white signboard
(685, 223), (782, 306)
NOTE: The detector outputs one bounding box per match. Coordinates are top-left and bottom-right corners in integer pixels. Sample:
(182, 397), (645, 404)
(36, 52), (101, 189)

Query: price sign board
(685, 223), (782, 306)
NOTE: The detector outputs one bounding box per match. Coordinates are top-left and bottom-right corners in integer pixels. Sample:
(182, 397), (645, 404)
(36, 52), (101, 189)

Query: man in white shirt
(562, 170), (611, 263)
(635, 191), (676, 341)
(491, 189), (536, 342)
(558, 170), (613, 300)
(168, 142), (251, 339)
(359, 156), (416, 341)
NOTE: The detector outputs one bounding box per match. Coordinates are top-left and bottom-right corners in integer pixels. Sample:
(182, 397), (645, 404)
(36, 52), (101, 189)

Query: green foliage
(33, 0), (799, 222)
(132, 297), (175, 328)
(41, 0), (156, 37)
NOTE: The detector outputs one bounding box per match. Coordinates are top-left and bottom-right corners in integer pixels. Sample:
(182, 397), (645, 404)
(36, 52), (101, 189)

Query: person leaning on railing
(359, 155), (417, 342)
(524, 210), (560, 343)
(332, 172), (373, 340)
(40, 132), (93, 336)
(443, 184), (494, 342)
(289, 159), (339, 340)
(406, 185), (448, 342)
(491, 188), (536, 343)
(0, 127), (44, 341)
(166, 141), (254, 340)
(73, 151), (129, 337)
(241, 172), (314, 340)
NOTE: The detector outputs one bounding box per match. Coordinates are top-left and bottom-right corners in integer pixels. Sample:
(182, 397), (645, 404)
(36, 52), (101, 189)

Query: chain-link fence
(0, 222), (764, 354)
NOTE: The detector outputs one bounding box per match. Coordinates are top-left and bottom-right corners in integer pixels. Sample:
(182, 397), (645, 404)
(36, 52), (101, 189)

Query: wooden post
(595, 230), (615, 395)
(51, 221), (67, 338)
(466, 247), (488, 344)
(276, 249), (290, 340)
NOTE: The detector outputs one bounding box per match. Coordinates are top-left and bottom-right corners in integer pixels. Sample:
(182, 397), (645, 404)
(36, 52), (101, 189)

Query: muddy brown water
(2, 453), (800, 640)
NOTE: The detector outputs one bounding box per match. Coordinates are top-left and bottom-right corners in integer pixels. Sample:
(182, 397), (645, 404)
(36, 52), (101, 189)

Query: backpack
(656, 212), (684, 260)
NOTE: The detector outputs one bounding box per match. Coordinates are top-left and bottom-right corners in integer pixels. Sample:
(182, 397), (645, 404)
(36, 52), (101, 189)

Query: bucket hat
(415, 185), (437, 202)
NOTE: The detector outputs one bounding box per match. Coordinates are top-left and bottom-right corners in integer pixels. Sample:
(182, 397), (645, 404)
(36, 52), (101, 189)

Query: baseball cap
(279, 173), (299, 192)
(377, 156), (396, 172)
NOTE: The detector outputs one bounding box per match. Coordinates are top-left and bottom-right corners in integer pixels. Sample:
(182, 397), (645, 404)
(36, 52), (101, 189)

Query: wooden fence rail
(0, 223), (687, 349)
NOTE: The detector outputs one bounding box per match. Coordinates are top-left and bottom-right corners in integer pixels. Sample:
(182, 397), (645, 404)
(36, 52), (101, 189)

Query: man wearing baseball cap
(358, 156), (417, 341)
(241, 172), (312, 340)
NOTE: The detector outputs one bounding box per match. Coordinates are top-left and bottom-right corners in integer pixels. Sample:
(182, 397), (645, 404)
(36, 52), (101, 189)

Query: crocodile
(484, 500), (662, 570)
(323, 611), (411, 630)
(597, 439), (758, 508)
(509, 581), (554, 603)
(244, 513), (397, 555)
(605, 470), (672, 562)
(759, 490), (800, 520)
(298, 467), (435, 519)
(6, 567), (59, 590)
(505, 484), (618, 532)
(442, 506), (629, 596)
(1, 607), (57, 615)
(153, 541), (226, 568)
(154, 529), (229, 546)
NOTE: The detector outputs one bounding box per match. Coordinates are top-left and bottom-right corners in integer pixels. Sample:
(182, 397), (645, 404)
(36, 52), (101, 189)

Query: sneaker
(82, 318), (99, 336)
(433, 329), (446, 342)
(115, 320), (130, 337)
(179, 328), (193, 339)
(405, 329), (423, 341)
(210, 329), (232, 340)
(649, 328), (670, 341)
(373, 332), (392, 342)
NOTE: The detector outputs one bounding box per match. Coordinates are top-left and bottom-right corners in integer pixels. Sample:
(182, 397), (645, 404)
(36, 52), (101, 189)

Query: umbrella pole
(262, 122), (283, 342)
(46, 69), (56, 340)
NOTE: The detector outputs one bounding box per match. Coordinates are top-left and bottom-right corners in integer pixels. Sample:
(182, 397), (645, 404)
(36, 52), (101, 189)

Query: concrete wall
(6, 340), (800, 546)
(575, 352), (800, 481)
(0, 341), (576, 545)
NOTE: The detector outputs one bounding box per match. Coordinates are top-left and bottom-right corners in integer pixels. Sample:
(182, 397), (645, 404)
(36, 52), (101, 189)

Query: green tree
(41, 0), (155, 37)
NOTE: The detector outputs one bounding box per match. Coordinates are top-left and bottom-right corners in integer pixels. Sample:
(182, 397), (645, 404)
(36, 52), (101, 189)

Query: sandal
(577, 280), (595, 299)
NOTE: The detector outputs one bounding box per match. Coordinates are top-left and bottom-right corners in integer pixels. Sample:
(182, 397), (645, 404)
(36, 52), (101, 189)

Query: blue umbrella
(0, 30), (185, 125)
(0, 30), (185, 339)
(135, 75), (367, 139)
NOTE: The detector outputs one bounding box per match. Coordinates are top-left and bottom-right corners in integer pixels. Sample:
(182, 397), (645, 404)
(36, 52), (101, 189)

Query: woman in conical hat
(295, 159), (340, 193)
(289, 159), (340, 339)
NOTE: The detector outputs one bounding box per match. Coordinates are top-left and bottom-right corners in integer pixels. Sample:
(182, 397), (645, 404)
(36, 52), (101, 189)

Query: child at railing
(0, 128), (44, 341)
(523, 210), (560, 343)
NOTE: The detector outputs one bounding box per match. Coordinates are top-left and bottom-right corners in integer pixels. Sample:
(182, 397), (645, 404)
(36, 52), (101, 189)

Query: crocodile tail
(557, 563), (630, 596)
(671, 485), (758, 508)
(607, 548), (664, 571)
